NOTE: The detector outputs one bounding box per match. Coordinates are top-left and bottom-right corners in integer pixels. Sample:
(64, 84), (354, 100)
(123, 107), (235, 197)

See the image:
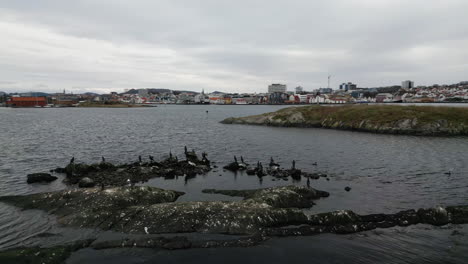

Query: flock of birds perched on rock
(63, 148), (454, 193)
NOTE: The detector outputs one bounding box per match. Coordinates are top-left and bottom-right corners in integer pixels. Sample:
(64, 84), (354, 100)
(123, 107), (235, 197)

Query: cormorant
(292, 160), (296, 170)
(101, 156), (105, 163)
(70, 157), (75, 164)
(269, 157), (279, 167)
(149, 155), (154, 162)
(138, 155), (142, 163)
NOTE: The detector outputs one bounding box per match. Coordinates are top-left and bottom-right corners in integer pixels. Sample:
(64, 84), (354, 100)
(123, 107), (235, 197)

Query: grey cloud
(0, 0), (467, 93)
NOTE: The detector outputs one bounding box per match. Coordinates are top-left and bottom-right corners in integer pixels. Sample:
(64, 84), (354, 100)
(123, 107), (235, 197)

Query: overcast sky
(1, 0), (467, 94)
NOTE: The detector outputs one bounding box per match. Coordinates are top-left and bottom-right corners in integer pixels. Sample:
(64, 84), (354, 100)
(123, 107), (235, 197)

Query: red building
(6, 97), (47, 107)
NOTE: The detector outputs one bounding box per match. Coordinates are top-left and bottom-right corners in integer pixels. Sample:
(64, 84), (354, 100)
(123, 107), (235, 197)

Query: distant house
(375, 93), (393, 103)
(6, 96), (47, 107)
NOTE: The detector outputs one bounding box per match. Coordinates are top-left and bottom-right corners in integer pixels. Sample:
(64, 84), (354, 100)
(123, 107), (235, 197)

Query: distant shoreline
(1, 102), (467, 108)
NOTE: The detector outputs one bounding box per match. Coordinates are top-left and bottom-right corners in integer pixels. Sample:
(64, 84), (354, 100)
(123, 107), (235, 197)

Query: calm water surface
(0, 105), (467, 263)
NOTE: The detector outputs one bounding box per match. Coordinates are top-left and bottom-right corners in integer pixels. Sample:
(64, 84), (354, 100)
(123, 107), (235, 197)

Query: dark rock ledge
(38, 147), (212, 187)
(0, 185), (467, 261)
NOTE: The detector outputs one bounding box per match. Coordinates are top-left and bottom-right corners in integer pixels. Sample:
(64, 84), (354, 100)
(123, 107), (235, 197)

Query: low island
(221, 105), (468, 136)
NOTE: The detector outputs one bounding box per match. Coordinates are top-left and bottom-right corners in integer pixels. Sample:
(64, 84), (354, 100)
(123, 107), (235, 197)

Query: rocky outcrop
(54, 148), (212, 187)
(1, 184), (468, 257)
(3, 183), (466, 239)
(0, 239), (94, 264)
(0, 186), (321, 235)
(267, 206), (468, 236)
(202, 186), (329, 208)
(90, 234), (266, 250)
(0, 186), (185, 218)
(78, 177), (95, 188)
(221, 105), (468, 136)
(26, 173), (57, 184)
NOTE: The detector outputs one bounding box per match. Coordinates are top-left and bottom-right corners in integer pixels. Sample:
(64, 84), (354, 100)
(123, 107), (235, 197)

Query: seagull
(188, 161), (196, 166)
(126, 179), (131, 186)
(144, 227), (149, 234)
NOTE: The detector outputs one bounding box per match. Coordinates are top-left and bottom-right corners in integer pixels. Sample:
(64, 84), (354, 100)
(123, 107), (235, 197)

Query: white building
(268, 83), (287, 93)
(402, 80), (415, 89)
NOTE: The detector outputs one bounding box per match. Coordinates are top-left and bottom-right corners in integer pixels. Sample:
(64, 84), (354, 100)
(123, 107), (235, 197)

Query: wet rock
(264, 225), (327, 237)
(418, 206), (449, 226)
(118, 201), (308, 235)
(309, 210), (360, 226)
(26, 173), (57, 184)
(91, 236), (192, 250)
(90, 234), (266, 250)
(446, 205), (468, 224)
(58, 152), (212, 187)
(224, 161), (240, 171)
(392, 209), (420, 226)
(344, 186), (351, 192)
(202, 186), (330, 208)
(289, 169), (301, 180)
(0, 186), (184, 219)
(3, 183), (468, 245)
(0, 186), (317, 235)
(0, 239), (94, 264)
(78, 177), (95, 188)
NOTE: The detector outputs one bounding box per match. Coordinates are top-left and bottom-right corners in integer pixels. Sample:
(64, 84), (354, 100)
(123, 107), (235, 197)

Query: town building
(375, 93), (394, 103)
(402, 80), (415, 89)
(295, 86), (303, 93)
(268, 92), (288, 104)
(268, 84), (287, 93)
(339, 82), (357, 92)
(318, 88), (333, 94)
(6, 96), (47, 107)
